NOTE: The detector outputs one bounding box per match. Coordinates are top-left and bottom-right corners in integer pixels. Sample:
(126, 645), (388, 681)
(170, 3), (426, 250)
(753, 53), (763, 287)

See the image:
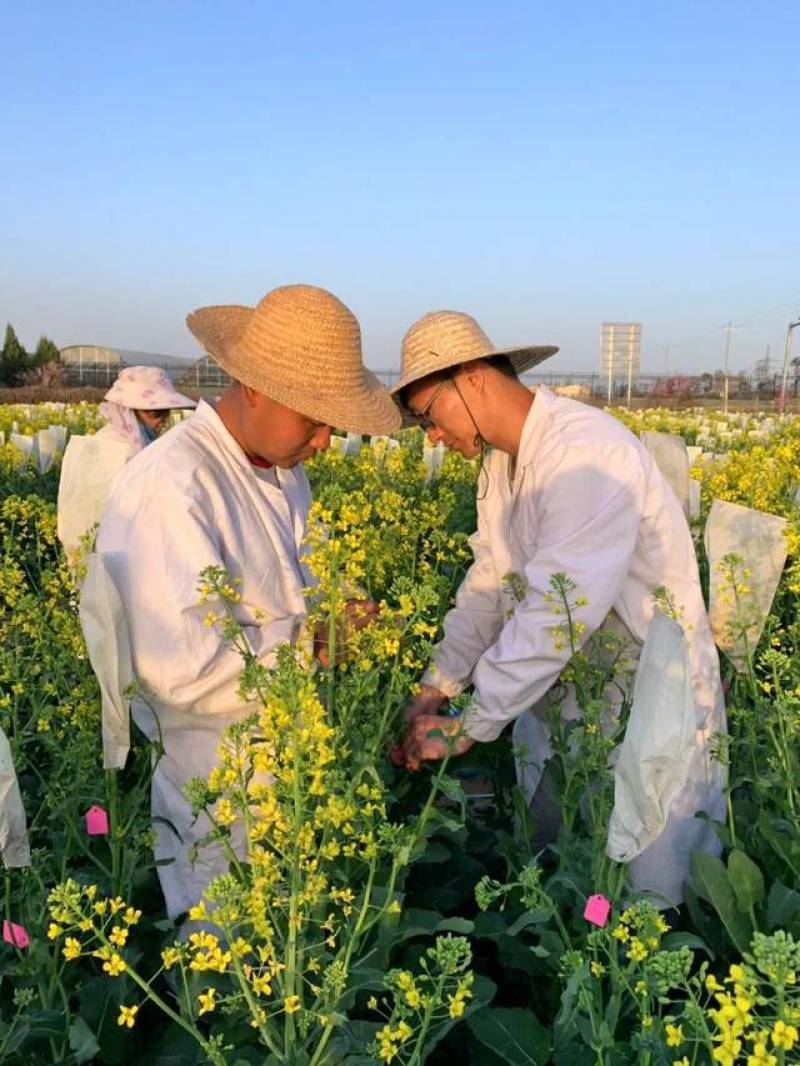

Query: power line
(665, 295), (800, 353)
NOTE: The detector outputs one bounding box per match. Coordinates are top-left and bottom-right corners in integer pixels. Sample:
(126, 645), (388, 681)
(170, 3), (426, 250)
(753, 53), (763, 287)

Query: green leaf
(766, 882), (800, 934)
(727, 849), (765, 912)
(69, 1017), (101, 1063)
(28, 1009), (66, 1039)
(467, 1007), (550, 1065)
(436, 916), (475, 934)
(661, 931), (714, 956)
(506, 911), (551, 937)
(690, 851), (753, 954)
(392, 908), (444, 940)
(418, 840), (452, 863)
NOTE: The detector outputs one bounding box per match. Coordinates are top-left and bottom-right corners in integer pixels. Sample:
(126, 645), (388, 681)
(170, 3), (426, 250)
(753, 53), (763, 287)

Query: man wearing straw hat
(94, 284), (400, 919)
(394, 310), (726, 905)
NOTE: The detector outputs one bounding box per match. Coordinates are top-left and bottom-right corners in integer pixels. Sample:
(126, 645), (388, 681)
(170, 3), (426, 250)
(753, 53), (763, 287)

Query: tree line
(0, 324), (61, 387)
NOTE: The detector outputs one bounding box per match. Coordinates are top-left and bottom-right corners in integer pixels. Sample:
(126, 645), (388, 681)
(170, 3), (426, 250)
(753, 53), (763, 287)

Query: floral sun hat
(103, 367), (196, 411)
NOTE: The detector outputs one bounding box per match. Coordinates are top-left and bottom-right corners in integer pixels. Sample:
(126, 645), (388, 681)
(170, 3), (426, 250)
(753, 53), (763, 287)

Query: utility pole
(626, 333), (635, 408)
(606, 324), (615, 405)
(779, 319), (800, 414)
(722, 322), (734, 414)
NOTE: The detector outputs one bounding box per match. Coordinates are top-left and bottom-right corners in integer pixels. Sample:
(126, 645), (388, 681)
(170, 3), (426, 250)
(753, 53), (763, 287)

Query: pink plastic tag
(3, 920), (30, 948)
(85, 805), (110, 836)
(583, 894), (611, 927)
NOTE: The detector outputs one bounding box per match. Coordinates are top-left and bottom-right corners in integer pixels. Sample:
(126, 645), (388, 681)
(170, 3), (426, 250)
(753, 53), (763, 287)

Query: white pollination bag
(79, 553), (135, 770)
(641, 431), (690, 516)
(57, 434), (130, 561)
(0, 725), (31, 869)
(704, 499), (788, 670)
(607, 610), (696, 864)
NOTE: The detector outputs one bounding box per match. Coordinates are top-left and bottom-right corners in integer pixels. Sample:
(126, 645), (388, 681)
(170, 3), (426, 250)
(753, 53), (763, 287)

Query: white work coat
(424, 387), (726, 904)
(95, 401), (311, 918)
(57, 424), (143, 561)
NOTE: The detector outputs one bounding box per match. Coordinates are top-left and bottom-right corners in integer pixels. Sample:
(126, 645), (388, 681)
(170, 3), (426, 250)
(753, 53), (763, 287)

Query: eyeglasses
(415, 377), (450, 429)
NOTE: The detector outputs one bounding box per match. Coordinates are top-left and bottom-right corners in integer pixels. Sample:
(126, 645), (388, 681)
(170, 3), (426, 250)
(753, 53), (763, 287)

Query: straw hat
(391, 310), (558, 401)
(186, 284), (401, 434)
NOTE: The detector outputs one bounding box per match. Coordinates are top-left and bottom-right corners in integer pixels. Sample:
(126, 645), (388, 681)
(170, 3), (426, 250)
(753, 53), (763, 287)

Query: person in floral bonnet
(90, 284), (400, 920)
(57, 366), (195, 562)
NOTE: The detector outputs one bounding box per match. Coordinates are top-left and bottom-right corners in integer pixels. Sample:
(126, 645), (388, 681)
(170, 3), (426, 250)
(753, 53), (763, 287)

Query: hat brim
(390, 343), (559, 426)
(135, 392), (197, 410)
(187, 305), (402, 435)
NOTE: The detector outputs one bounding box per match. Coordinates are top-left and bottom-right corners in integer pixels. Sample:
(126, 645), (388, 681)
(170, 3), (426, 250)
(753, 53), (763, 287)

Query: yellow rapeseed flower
(103, 953), (126, 977)
(109, 925), (128, 947)
(198, 988), (217, 1016)
(62, 937), (81, 960)
(665, 1023), (684, 1047)
(771, 1019), (798, 1050)
(117, 1004), (138, 1028)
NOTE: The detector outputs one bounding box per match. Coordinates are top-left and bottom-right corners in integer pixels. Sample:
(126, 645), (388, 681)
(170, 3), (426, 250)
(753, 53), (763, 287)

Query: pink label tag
(85, 806), (110, 836)
(583, 894), (611, 927)
(3, 920), (30, 948)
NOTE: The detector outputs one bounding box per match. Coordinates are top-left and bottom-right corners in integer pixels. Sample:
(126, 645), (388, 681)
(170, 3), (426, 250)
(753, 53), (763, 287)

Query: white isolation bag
(57, 434), (130, 561)
(607, 610), (696, 865)
(641, 431), (690, 517)
(79, 553), (135, 770)
(33, 426), (63, 474)
(704, 499), (788, 670)
(9, 433), (34, 463)
(0, 725), (31, 869)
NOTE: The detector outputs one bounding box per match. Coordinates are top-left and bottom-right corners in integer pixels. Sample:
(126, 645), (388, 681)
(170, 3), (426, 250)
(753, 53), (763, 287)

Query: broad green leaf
(766, 882), (800, 934)
(69, 1017), (101, 1063)
(690, 851), (753, 953)
(436, 916), (475, 934)
(28, 1009), (66, 1039)
(467, 1006), (550, 1065)
(506, 911), (551, 936)
(661, 931), (714, 956)
(727, 849), (765, 912)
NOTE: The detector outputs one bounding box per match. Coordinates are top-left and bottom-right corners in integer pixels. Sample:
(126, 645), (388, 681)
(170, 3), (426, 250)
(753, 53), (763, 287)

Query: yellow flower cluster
(47, 881), (144, 1025)
(611, 903), (670, 965)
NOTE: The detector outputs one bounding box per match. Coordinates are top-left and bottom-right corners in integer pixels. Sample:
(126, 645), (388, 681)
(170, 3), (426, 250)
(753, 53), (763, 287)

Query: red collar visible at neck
(246, 453), (274, 469)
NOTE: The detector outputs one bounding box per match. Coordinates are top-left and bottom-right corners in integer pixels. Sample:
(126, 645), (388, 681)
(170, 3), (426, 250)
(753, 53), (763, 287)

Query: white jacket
(95, 401), (311, 917)
(424, 387), (726, 903)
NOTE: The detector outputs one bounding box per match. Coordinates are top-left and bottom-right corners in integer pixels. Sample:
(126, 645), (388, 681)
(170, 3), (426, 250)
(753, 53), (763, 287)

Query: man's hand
(344, 598), (380, 632)
(403, 683), (448, 723)
(314, 598), (380, 666)
(400, 714), (475, 771)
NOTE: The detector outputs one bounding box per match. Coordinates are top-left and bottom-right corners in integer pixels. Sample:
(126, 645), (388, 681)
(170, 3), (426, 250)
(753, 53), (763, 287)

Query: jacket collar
(192, 399), (269, 479)
(516, 385), (554, 469)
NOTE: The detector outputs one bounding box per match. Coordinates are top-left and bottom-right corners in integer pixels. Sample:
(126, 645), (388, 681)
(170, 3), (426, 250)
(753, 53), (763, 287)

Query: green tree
(0, 323), (31, 386)
(32, 335), (61, 366)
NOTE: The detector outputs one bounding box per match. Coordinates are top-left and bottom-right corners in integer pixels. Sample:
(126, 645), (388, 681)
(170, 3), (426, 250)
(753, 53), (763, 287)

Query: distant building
(60, 345), (194, 387)
(601, 322), (641, 396)
(178, 353), (232, 390)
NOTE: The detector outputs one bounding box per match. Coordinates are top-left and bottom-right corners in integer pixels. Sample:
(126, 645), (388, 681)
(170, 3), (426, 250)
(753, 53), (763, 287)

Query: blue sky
(1, 1), (798, 374)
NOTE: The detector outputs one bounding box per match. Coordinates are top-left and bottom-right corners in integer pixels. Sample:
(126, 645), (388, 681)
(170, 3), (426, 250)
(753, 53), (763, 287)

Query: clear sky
(2, 1), (798, 375)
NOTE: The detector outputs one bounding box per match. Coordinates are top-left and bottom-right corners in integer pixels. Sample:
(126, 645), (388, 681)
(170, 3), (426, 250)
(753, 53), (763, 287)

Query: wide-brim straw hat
(391, 310), (559, 411)
(186, 284), (401, 435)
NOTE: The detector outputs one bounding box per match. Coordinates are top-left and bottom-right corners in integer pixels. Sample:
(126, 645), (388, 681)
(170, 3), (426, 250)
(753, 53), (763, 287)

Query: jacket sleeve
(464, 442), (646, 741)
(422, 502), (505, 698)
(97, 486), (305, 716)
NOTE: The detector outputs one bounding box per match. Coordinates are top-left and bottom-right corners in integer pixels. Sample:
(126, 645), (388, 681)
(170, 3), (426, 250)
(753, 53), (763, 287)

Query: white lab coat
(95, 401), (312, 917)
(423, 387), (725, 903)
(57, 424), (143, 561)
